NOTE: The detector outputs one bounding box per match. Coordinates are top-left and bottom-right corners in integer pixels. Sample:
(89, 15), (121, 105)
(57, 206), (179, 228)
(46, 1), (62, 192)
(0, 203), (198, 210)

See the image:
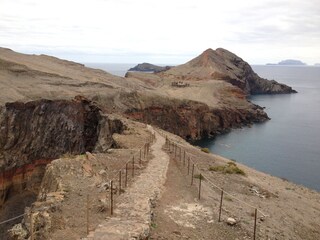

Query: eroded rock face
(0, 97), (123, 209)
(0, 98), (91, 170)
(125, 99), (268, 140)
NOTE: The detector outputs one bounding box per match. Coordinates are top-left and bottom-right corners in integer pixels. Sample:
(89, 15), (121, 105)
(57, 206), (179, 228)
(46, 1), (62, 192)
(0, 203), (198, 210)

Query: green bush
(201, 148), (210, 153)
(227, 161), (237, 167)
(209, 162), (245, 175)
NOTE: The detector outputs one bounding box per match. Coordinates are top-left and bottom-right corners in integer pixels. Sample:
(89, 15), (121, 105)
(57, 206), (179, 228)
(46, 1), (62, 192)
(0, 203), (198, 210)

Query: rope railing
(0, 130), (157, 239)
(158, 130), (266, 240)
(0, 213), (26, 225)
(105, 131), (156, 217)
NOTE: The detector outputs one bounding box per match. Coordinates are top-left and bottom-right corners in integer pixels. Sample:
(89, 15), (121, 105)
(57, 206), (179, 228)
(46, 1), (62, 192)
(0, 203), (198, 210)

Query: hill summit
(159, 48), (296, 94)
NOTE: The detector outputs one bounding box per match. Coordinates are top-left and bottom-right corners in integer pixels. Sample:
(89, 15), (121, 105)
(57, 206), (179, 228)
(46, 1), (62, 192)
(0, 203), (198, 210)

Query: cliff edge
(158, 48), (297, 94)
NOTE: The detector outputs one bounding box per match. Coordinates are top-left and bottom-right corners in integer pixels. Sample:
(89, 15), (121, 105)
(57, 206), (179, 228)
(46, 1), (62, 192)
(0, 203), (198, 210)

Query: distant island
(267, 59), (306, 66)
(128, 62), (172, 73)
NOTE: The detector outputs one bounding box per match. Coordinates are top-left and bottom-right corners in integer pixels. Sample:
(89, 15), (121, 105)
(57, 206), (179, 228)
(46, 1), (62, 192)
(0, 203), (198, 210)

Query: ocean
(86, 63), (320, 192)
(197, 66), (320, 192)
(85, 63), (136, 77)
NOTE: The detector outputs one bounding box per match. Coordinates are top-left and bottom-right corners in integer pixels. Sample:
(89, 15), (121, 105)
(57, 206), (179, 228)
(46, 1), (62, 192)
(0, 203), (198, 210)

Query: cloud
(0, 0), (319, 64)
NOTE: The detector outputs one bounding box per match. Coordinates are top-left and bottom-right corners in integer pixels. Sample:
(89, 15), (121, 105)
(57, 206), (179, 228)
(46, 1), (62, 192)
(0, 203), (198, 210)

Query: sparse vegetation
(61, 153), (77, 159)
(227, 161), (237, 166)
(225, 196), (233, 202)
(201, 148), (210, 153)
(209, 162), (245, 175)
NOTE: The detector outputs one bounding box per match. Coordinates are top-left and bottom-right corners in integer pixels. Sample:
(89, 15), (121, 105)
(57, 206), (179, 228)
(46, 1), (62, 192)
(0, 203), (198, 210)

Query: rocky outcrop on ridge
(159, 48), (297, 94)
(128, 63), (171, 73)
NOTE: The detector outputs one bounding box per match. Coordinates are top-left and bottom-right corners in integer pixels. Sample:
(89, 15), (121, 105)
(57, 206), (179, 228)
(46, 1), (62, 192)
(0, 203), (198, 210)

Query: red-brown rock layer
(125, 100), (268, 140)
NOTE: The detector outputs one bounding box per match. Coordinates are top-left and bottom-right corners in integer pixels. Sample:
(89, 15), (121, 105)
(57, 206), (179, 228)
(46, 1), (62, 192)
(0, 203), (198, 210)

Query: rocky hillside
(157, 48), (297, 94)
(0, 47), (296, 142)
(0, 47), (311, 240)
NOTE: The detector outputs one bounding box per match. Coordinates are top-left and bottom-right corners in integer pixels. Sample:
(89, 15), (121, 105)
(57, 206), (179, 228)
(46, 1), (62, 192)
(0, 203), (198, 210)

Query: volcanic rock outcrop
(123, 48), (297, 140)
(128, 63), (171, 73)
(124, 95), (268, 140)
(157, 48), (297, 94)
(0, 97), (123, 208)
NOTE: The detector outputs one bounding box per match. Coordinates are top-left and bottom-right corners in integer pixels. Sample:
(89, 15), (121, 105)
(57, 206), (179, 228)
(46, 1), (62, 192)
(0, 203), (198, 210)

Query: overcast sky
(0, 0), (319, 64)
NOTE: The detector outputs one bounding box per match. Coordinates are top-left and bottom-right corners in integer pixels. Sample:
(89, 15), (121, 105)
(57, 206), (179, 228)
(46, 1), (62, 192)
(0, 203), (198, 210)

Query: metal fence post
(253, 208), (257, 240)
(191, 164), (195, 185)
(218, 189), (224, 222)
(119, 170), (122, 195)
(87, 194), (89, 234)
(125, 163), (128, 187)
(30, 212), (34, 240)
(165, 136), (168, 148)
(132, 156), (135, 177)
(198, 173), (202, 200)
(110, 180), (114, 215)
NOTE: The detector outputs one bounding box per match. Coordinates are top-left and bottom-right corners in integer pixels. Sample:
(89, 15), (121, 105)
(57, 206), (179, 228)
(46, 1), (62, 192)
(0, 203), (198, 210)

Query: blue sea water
(85, 63), (136, 77)
(87, 63), (320, 191)
(196, 66), (320, 191)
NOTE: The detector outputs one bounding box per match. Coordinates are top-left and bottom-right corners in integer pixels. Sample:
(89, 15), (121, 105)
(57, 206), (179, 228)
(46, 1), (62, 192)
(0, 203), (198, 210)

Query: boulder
(227, 217), (237, 226)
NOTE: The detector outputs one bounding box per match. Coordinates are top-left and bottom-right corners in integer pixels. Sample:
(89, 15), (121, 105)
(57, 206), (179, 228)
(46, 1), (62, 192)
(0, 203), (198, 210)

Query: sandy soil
(0, 47), (252, 113)
(3, 121), (319, 240)
(155, 131), (320, 240)
(150, 156), (249, 240)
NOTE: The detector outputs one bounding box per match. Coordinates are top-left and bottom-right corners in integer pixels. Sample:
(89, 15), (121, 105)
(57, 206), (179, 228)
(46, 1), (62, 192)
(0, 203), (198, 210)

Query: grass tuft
(209, 162), (245, 176)
(61, 153), (77, 159)
(201, 148), (210, 153)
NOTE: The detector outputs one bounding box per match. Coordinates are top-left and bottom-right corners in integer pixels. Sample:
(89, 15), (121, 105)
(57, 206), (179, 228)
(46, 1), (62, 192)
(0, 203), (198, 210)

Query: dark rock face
(211, 48), (297, 94)
(128, 63), (171, 73)
(0, 97), (123, 208)
(0, 97), (98, 170)
(125, 99), (269, 140)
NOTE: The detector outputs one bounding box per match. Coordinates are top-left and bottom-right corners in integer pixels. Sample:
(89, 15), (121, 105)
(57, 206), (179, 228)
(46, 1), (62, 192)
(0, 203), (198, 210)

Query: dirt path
(149, 145), (249, 240)
(86, 127), (170, 239)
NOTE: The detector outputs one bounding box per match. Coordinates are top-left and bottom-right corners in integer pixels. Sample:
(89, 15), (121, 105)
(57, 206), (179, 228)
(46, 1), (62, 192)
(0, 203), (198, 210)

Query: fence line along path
(86, 126), (170, 240)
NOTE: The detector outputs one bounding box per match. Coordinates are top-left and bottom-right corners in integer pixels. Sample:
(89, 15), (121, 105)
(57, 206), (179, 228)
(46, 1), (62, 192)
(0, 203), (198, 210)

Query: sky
(0, 0), (320, 64)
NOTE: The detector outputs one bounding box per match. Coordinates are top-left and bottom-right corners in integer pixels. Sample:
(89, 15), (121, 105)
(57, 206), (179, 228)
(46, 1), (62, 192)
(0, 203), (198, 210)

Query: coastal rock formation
(158, 48), (297, 94)
(128, 63), (171, 73)
(124, 94), (268, 140)
(0, 97), (123, 209)
(0, 46), (295, 143)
